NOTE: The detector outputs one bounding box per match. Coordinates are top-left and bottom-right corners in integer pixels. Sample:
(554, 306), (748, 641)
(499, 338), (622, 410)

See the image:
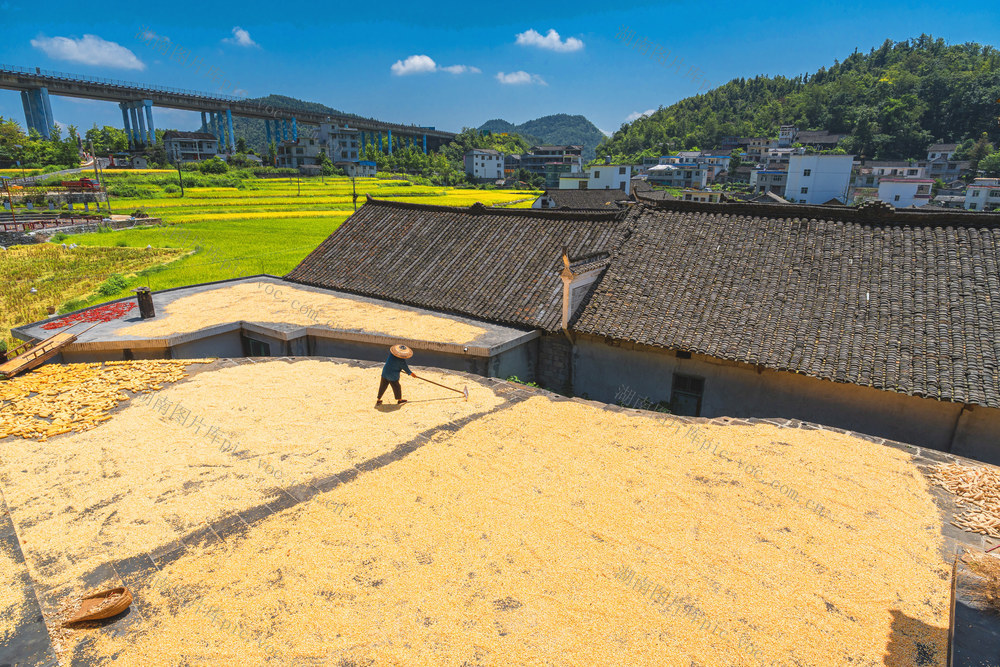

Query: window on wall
(670, 373), (704, 417)
(800, 187), (808, 194)
(803, 169), (811, 176)
(241, 335), (271, 357)
(894, 195), (901, 201)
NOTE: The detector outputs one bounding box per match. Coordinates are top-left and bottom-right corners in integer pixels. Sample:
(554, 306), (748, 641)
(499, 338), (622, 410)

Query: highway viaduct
(0, 64), (457, 155)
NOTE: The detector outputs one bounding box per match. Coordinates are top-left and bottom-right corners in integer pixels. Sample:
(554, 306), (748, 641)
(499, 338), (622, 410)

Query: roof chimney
(605, 155), (611, 165)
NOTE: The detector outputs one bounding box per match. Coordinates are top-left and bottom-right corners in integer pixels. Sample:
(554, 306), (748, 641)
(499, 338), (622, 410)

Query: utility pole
(176, 160), (185, 197)
(352, 176), (358, 212)
(3, 179), (16, 227)
(297, 172), (301, 196)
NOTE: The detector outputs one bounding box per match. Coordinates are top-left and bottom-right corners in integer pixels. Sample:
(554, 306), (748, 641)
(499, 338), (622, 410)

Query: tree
(198, 157), (229, 174)
(235, 136), (248, 153)
(967, 133), (995, 174)
(266, 141), (277, 166)
(728, 149), (741, 176)
(979, 151), (1000, 177)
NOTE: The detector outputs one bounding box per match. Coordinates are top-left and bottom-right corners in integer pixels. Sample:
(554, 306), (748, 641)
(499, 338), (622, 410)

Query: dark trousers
(377, 377), (401, 400)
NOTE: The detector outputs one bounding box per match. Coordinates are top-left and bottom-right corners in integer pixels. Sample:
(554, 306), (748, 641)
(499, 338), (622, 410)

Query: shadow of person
(375, 403), (403, 412)
(883, 609), (948, 666)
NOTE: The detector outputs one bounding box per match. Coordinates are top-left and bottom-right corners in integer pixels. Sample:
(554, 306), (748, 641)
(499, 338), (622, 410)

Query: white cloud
(599, 128), (612, 137)
(495, 70), (547, 86)
(31, 34), (145, 70)
(515, 28), (584, 53)
(440, 64), (481, 74)
(223, 26), (258, 48)
(626, 109), (656, 122)
(391, 55), (480, 76)
(391, 55), (438, 75)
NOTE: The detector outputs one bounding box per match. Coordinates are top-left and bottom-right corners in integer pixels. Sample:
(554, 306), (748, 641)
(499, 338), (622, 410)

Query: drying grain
(70, 394), (951, 666)
(0, 541), (28, 644)
(0, 359), (501, 595)
(116, 281), (489, 344)
(0, 360), (210, 440)
(931, 463), (1000, 538)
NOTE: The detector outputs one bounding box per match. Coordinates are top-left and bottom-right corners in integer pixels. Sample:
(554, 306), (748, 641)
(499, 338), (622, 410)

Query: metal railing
(0, 64), (457, 136)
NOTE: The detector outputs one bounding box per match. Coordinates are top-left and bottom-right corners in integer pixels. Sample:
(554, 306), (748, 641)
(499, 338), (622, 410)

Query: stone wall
(536, 334), (572, 394)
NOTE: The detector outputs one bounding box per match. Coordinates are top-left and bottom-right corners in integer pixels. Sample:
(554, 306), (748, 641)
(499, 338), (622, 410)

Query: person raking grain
(376, 344), (416, 406)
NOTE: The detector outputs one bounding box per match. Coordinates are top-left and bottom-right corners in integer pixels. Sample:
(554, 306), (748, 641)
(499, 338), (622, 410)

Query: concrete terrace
(11, 276), (539, 377)
(1, 357), (998, 666)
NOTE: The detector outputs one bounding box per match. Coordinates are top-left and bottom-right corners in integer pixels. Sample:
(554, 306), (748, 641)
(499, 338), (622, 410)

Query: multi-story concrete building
(521, 145), (583, 175)
(647, 163), (709, 189)
(162, 131), (221, 163)
(877, 178), (933, 208)
(504, 154), (521, 178)
(750, 169), (788, 197)
(558, 162), (633, 193)
(785, 154), (854, 205)
(927, 143), (959, 161)
(277, 123), (360, 169)
(464, 149), (504, 180)
(965, 178), (1000, 211)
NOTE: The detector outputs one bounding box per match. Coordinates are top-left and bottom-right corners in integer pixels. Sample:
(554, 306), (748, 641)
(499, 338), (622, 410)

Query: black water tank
(134, 287), (155, 319)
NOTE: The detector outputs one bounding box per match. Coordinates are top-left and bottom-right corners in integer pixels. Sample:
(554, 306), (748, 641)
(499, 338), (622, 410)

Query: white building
(587, 163), (632, 193)
(464, 149), (504, 180)
(162, 131), (221, 163)
(965, 178), (1000, 211)
(647, 164), (709, 189)
(877, 179), (933, 208)
(785, 154), (854, 204)
(927, 143), (959, 161)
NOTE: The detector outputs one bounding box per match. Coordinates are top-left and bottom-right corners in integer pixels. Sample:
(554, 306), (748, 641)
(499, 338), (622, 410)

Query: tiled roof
(928, 143), (959, 152)
(573, 201), (1000, 409)
(541, 189), (629, 210)
(794, 131), (846, 144)
(285, 198), (627, 332)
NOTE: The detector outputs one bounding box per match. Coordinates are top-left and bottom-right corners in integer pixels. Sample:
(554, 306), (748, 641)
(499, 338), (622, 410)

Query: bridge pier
(135, 102), (147, 147)
(128, 104), (142, 147)
(378, 131), (383, 153)
(423, 133), (427, 154)
(20, 88), (54, 139)
(144, 100), (156, 144)
(282, 119), (288, 142)
(226, 109), (235, 152)
(265, 119), (272, 147)
(119, 102), (133, 149)
(292, 117), (297, 142)
(388, 129), (393, 155)
(201, 111), (208, 132)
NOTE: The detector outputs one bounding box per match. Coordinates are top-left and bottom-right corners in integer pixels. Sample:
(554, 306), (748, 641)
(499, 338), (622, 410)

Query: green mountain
(478, 114), (607, 161)
(597, 35), (1000, 161)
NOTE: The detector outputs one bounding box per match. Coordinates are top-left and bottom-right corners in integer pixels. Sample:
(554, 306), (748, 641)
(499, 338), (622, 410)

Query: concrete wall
(572, 334), (1000, 464)
(171, 330), (243, 359)
(489, 340), (537, 381)
(310, 336), (488, 376)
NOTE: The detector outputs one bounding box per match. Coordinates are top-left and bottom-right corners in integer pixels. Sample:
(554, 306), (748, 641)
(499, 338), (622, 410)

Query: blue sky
(1, 0), (997, 137)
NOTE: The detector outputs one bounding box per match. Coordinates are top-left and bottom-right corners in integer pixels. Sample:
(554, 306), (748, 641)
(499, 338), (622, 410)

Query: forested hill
(479, 114), (607, 160)
(597, 35), (1000, 161)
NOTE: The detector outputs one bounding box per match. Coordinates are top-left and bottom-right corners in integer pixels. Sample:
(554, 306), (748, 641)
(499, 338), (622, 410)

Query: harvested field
(115, 281), (489, 343)
(18, 360), (953, 667)
(0, 360), (210, 440)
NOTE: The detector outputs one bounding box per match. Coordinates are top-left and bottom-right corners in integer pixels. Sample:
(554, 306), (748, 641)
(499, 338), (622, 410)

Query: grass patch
(0, 244), (185, 348)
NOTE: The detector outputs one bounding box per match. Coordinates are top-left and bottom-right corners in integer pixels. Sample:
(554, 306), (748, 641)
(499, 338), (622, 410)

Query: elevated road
(0, 64), (457, 151)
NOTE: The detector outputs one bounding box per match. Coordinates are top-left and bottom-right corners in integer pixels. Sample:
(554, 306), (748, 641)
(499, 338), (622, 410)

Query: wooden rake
(412, 373), (468, 401)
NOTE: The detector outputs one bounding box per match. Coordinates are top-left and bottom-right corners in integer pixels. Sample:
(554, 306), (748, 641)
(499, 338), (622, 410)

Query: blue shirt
(381, 354), (412, 381)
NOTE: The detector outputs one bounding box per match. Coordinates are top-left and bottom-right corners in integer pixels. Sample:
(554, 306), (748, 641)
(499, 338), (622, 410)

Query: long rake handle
(413, 374), (465, 396)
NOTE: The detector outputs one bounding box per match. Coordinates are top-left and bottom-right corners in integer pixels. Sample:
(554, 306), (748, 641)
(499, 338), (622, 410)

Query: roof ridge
(645, 198), (1000, 227)
(361, 196), (624, 221)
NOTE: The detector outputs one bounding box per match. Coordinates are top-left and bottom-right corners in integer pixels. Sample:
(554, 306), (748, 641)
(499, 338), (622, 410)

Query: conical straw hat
(390, 344), (413, 359)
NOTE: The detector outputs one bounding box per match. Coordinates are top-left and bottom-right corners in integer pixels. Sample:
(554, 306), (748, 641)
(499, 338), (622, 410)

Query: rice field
(0, 244), (186, 348)
(0, 175), (539, 346)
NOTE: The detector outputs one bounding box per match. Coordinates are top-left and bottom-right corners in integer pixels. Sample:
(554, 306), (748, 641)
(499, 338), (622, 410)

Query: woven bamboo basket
(63, 586), (133, 624)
